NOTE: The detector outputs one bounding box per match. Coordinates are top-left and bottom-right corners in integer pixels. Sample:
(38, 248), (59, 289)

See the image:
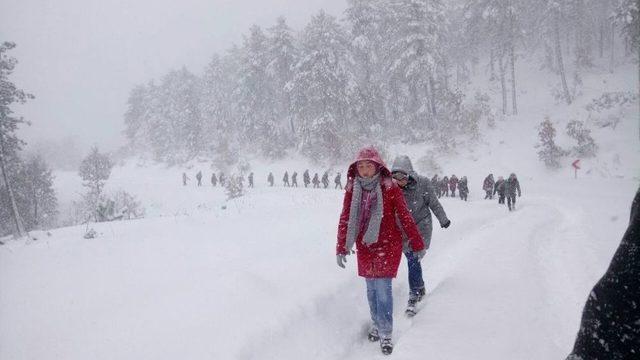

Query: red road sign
(572, 159), (581, 169)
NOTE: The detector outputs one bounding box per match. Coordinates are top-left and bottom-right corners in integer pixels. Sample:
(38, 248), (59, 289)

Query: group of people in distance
(430, 174), (469, 201)
(181, 170), (344, 190)
(182, 171), (255, 188)
(269, 170), (343, 189)
(482, 173), (522, 211)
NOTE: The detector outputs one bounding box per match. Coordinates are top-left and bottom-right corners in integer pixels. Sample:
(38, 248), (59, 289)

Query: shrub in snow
(585, 92), (638, 112)
(225, 175), (244, 200)
(79, 147), (113, 195)
(536, 117), (568, 169)
(566, 120), (598, 158)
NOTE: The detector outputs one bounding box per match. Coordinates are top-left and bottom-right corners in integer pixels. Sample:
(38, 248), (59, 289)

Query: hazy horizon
(2, 0), (347, 155)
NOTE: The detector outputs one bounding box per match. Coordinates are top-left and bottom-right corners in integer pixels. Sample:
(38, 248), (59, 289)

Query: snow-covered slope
(1, 59), (638, 359)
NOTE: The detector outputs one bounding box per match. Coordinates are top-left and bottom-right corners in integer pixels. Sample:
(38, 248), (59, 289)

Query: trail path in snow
(246, 181), (631, 360)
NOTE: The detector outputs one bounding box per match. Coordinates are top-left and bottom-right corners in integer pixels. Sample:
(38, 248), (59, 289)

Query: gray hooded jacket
(391, 155), (450, 250)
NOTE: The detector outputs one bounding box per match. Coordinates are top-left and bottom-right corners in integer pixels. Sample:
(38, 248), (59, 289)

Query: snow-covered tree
(537, 116), (568, 168)
(464, 0), (523, 115)
(22, 155), (58, 230)
(79, 147), (113, 197)
(567, 120), (598, 158)
(288, 10), (354, 160)
(267, 17), (298, 136)
(616, 0), (640, 51)
(0, 42), (33, 237)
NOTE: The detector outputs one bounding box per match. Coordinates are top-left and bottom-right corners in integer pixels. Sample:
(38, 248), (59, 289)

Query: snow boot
(406, 287), (426, 316)
(367, 327), (380, 342)
(380, 338), (393, 355)
(405, 297), (418, 317)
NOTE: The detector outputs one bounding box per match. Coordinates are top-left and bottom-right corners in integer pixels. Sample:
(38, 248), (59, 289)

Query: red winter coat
(336, 147), (425, 278)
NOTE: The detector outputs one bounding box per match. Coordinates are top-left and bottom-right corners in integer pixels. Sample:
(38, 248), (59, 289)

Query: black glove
(441, 219), (451, 229)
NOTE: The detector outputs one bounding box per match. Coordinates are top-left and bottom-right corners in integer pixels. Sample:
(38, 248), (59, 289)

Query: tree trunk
(610, 21), (615, 73)
(428, 75), (437, 117)
(555, 11), (572, 105)
(498, 54), (507, 115)
(599, 20), (605, 58)
(490, 47), (496, 80)
(509, 3), (517, 115)
(0, 134), (26, 238)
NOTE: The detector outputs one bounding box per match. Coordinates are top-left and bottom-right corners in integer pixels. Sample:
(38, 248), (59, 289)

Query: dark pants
(484, 190), (493, 199)
(498, 193), (505, 204)
(507, 195), (516, 210)
(404, 252), (425, 297)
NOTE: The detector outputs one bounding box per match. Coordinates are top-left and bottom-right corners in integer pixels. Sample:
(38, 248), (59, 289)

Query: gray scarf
(345, 174), (384, 252)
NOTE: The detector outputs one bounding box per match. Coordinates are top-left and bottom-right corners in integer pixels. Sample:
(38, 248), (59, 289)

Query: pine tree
(201, 52), (241, 163)
(79, 147), (113, 219)
(537, 116), (568, 168)
(22, 155), (58, 230)
(566, 120), (598, 158)
(0, 42), (33, 237)
(288, 10), (354, 159)
(267, 17), (298, 136)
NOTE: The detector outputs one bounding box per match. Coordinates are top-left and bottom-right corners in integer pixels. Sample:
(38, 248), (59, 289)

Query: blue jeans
(365, 278), (393, 339)
(405, 252), (425, 297)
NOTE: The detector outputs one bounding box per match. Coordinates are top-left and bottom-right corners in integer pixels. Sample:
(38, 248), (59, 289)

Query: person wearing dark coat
(182, 172), (190, 186)
(196, 171), (203, 186)
(504, 173), (521, 211)
(494, 176), (505, 204)
(431, 175), (441, 198)
(458, 176), (469, 201)
(248, 172), (254, 188)
(312, 173), (320, 188)
(291, 172), (298, 187)
(211, 172), (218, 187)
(322, 171), (330, 189)
(391, 156), (451, 314)
(219, 172), (226, 187)
(483, 174), (495, 199)
(441, 176), (450, 197)
(283, 171), (290, 187)
(335, 173), (343, 189)
(566, 187), (640, 360)
(449, 175), (459, 197)
(303, 170), (311, 188)
(267, 172), (274, 187)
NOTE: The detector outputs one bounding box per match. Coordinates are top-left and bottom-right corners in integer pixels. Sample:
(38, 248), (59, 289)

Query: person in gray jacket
(391, 155), (451, 315)
(504, 173), (521, 211)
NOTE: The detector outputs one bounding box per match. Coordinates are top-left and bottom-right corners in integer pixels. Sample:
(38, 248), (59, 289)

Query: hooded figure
(458, 176), (469, 201)
(504, 173), (521, 211)
(441, 176), (449, 196)
(483, 174), (495, 199)
(291, 172), (298, 187)
(449, 175), (459, 197)
(336, 147), (425, 355)
(303, 170), (311, 188)
(390, 155), (451, 313)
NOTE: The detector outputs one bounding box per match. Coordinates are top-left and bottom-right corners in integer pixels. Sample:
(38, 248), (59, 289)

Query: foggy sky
(1, 0), (347, 153)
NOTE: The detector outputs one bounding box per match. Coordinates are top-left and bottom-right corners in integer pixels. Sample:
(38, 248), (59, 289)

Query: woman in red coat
(335, 146), (425, 355)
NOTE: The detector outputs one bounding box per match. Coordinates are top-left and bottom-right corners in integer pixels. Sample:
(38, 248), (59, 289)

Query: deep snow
(1, 57), (639, 360)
